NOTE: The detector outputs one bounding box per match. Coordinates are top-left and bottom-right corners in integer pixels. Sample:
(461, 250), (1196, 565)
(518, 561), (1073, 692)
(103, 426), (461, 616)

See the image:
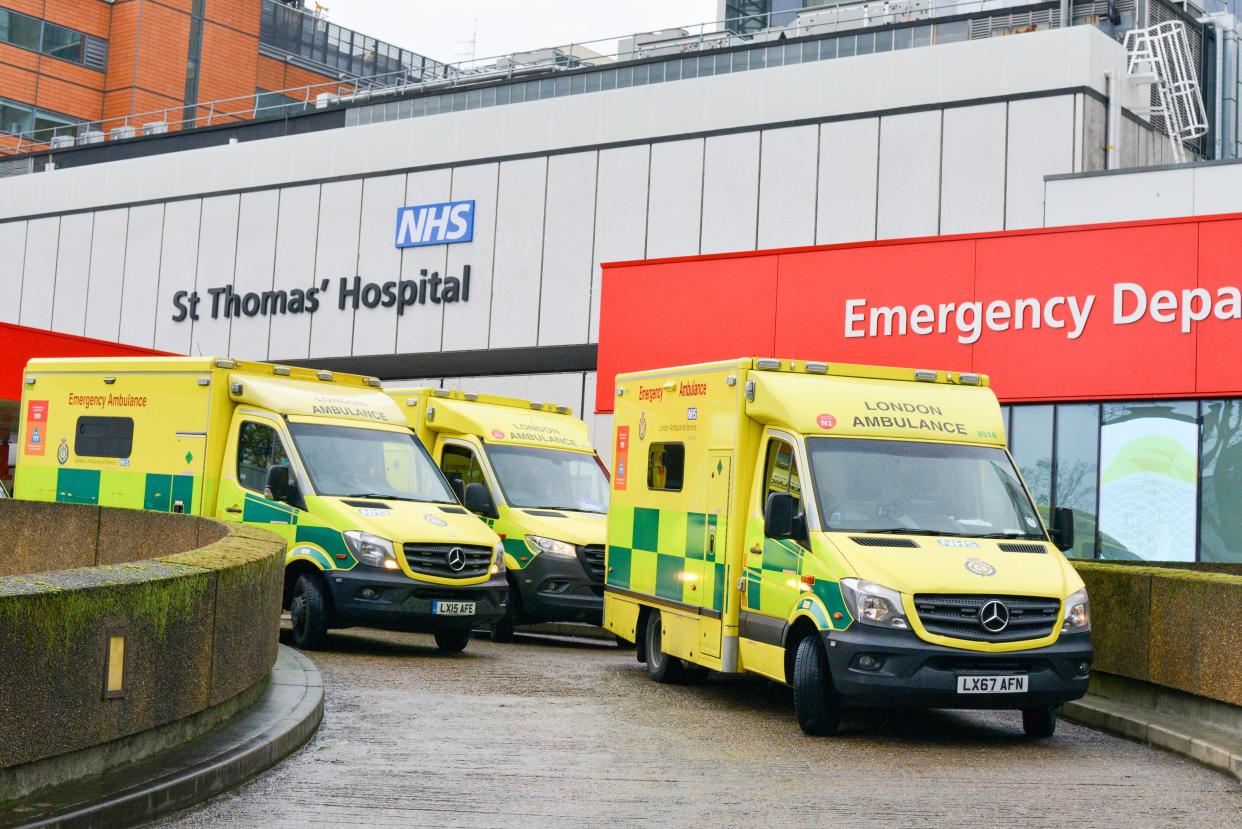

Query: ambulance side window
(440, 445), (486, 502)
(763, 438), (802, 509)
(75, 416), (134, 459)
(237, 422), (290, 494)
(647, 443), (684, 492)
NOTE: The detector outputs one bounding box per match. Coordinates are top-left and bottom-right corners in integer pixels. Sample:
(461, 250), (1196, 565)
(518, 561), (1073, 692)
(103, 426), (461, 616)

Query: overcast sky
(323, 1), (720, 64)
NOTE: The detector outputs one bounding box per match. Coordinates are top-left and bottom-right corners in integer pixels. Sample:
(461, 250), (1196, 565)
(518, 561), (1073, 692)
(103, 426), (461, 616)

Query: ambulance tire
(1022, 706), (1057, 738)
(490, 581), (520, 643)
(435, 629), (472, 653)
(644, 610), (687, 684)
(793, 635), (841, 736)
(290, 573), (331, 651)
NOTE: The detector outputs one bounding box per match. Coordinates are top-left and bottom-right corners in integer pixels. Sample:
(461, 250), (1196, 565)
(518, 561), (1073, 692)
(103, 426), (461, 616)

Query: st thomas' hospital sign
(170, 200), (477, 322)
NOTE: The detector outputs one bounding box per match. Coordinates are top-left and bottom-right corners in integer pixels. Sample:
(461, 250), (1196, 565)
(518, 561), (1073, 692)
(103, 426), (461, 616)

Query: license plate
(957, 674), (1028, 694)
(432, 601), (475, 616)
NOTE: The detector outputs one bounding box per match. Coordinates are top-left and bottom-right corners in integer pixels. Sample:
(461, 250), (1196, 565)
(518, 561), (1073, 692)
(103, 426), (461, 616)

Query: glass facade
(1006, 399), (1241, 563)
(0, 96), (82, 142)
(0, 8), (105, 70)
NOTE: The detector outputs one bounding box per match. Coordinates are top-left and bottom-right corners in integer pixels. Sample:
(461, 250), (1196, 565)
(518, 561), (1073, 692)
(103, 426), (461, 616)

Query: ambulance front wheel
(490, 580), (520, 643)
(644, 610), (687, 684)
(290, 573), (331, 651)
(1022, 706), (1057, 738)
(435, 629), (472, 653)
(793, 635), (841, 736)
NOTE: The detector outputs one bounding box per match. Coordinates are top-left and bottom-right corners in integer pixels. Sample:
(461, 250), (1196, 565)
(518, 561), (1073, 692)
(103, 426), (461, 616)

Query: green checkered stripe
(607, 504), (726, 612)
(742, 517), (853, 629)
(22, 465), (201, 513)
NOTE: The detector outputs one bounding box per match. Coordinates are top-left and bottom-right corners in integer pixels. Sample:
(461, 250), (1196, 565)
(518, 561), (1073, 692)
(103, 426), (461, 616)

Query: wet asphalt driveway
(157, 627), (1240, 828)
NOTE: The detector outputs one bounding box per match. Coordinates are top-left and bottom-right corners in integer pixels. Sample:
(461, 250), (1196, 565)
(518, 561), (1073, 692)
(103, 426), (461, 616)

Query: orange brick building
(0, 0), (437, 150)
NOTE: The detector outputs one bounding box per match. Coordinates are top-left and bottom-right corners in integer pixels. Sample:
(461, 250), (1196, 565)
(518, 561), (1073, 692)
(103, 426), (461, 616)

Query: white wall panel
(538, 152), (596, 346)
(758, 125), (818, 249)
(189, 195), (239, 359)
(1193, 163), (1242, 216)
(817, 118), (879, 244)
(226, 190), (279, 360)
(0, 222), (26, 325)
(308, 180), (362, 358)
(1006, 95), (1075, 229)
(118, 205), (164, 349)
(153, 200), (202, 354)
(645, 139), (703, 259)
(701, 132), (760, 255)
(83, 210), (127, 342)
(490, 157), (547, 349)
(269, 186), (320, 360)
(51, 213), (93, 336)
(939, 103), (1007, 234)
(20, 217), (59, 330)
(395, 168), (453, 354)
(593, 413), (614, 468)
(351, 174), (405, 356)
(442, 163), (498, 352)
(876, 111), (942, 240)
(1043, 168), (1195, 225)
(590, 145), (650, 343)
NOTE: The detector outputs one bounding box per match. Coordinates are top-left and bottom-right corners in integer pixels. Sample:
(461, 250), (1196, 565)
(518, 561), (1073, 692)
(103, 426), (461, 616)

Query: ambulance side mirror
(265, 465), (296, 506)
(764, 492), (797, 539)
(1049, 506), (1075, 552)
(465, 482), (498, 519)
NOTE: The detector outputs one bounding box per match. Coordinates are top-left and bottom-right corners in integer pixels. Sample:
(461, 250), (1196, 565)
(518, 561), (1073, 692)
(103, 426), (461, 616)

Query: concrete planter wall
(0, 502), (284, 771)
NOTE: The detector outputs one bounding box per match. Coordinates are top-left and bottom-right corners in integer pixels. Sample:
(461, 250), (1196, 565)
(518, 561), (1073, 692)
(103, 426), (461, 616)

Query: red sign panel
(24, 399), (48, 456)
(613, 425), (630, 491)
(596, 213), (1242, 413)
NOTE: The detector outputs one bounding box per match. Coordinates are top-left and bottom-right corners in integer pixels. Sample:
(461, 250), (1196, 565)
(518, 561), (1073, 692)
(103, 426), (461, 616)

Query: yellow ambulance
(604, 358), (1092, 737)
(386, 387), (610, 641)
(16, 357), (507, 653)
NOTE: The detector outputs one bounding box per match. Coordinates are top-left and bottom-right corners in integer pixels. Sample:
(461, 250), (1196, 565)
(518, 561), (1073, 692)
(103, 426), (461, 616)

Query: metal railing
(0, 0), (1137, 158)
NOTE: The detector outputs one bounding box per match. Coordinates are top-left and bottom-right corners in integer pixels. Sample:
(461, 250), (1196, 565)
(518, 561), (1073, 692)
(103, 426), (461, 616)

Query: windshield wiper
(973, 531), (1045, 540)
(343, 493), (417, 502)
(847, 528), (970, 536)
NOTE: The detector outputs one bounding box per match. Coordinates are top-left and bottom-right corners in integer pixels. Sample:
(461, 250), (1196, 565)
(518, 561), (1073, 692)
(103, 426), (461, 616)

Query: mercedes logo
(979, 600), (1010, 633)
(446, 547), (466, 572)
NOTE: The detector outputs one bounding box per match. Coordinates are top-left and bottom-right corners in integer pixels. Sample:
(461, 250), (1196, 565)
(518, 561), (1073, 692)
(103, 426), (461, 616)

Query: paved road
(159, 627), (1240, 829)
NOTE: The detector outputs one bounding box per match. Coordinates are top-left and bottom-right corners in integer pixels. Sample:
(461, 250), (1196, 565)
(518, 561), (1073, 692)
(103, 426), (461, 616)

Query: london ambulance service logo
(964, 557), (997, 577)
(638, 411), (647, 440)
(57, 438), (69, 465)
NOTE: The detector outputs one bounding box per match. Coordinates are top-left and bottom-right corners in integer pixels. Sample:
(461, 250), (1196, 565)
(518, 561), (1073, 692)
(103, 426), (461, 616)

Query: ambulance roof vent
(555, 405), (570, 414)
(464, 393), (478, 401)
(914, 370), (938, 382)
(756, 359), (781, 370)
(433, 389), (450, 397)
(214, 359), (236, 369)
(273, 366), (291, 376)
(805, 361), (829, 374)
(366, 378), (381, 388)
(317, 370), (333, 381)
(958, 373), (981, 385)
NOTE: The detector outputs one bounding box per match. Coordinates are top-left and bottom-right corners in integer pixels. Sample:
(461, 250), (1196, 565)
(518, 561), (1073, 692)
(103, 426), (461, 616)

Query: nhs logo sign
(394, 200), (475, 248)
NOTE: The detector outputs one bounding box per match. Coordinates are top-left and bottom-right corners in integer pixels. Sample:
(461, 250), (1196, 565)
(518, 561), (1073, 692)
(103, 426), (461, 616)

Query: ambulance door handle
(226, 506), (242, 514)
(749, 545), (762, 554)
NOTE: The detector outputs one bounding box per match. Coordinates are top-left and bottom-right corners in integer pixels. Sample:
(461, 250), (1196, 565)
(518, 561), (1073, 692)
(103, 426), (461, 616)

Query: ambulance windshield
(805, 437), (1044, 539)
(484, 444), (610, 513)
(289, 422), (456, 503)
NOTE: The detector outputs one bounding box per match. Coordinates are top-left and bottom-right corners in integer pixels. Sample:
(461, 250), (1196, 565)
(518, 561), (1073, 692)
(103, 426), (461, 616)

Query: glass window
(570, 74), (585, 94)
(912, 25), (933, 47)
(1010, 405), (1053, 520)
(0, 11), (42, 52)
(452, 90), (467, 111)
(856, 32), (875, 55)
(1098, 403), (1199, 561)
(763, 438), (802, 510)
(682, 57), (698, 79)
(802, 40), (820, 61)
(485, 445), (609, 513)
(1055, 404), (1100, 559)
(633, 64), (649, 85)
(411, 97), (426, 117)
(647, 443), (685, 492)
(554, 75), (570, 96)
(765, 44), (784, 67)
(74, 416), (134, 459)
(494, 84), (510, 105)
(1200, 400), (1242, 562)
(384, 101), (399, 120)
(617, 66), (633, 87)
(649, 61), (665, 83)
(540, 77), (554, 98)
(601, 69), (617, 90)
(698, 55), (715, 77)
(237, 421), (290, 494)
(0, 100), (32, 135)
(466, 88), (481, 109)
(664, 59), (681, 81)
(731, 50), (748, 72)
(935, 20), (968, 44)
(875, 30), (893, 52)
(838, 36), (856, 58)
(783, 42), (802, 64)
(524, 79), (540, 100)
(45, 23), (85, 63)
(440, 443), (487, 502)
(289, 422), (455, 502)
(894, 27), (913, 50)
(509, 83), (525, 103)
(716, 53), (732, 74)
(749, 47), (766, 69)
(398, 99), (413, 118)
(585, 72), (601, 92)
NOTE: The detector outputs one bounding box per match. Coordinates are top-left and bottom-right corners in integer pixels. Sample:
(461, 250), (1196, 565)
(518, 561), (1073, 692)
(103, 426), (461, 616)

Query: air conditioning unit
(110, 125), (137, 140)
(78, 130), (105, 145)
(315, 92), (339, 109)
(142, 121), (168, 135)
(49, 134), (74, 149)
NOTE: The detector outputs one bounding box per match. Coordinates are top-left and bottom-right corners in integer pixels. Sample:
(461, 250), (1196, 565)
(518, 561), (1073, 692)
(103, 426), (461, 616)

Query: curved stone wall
(0, 502), (285, 771)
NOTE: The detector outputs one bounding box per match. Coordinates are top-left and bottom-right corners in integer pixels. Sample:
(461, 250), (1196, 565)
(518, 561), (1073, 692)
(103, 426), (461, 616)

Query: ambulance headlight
(492, 541), (506, 575)
(1061, 587), (1091, 633)
(839, 578), (909, 629)
(344, 531), (398, 569)
(526, 535), (578, 558)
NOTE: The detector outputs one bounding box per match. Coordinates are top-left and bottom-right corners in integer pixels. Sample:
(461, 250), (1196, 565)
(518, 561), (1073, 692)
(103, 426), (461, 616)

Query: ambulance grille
(849, 537), (919, 548)
(913, 594), (1061, 643)
(577, 544), (606, 584)
(401, 543), (493, 579)
(998, 543), (1047, 553)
